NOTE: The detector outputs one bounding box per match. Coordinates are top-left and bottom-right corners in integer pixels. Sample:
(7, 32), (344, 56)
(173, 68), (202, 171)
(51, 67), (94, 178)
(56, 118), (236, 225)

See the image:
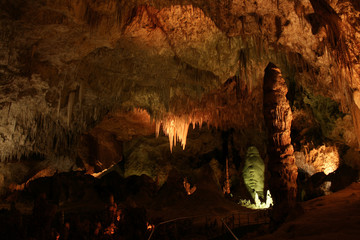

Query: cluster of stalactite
(155, 74), (264, 151)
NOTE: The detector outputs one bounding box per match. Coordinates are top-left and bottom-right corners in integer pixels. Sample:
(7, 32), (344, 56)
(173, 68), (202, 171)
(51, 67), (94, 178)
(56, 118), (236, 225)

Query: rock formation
(243, 146), (265, 200)
(0, 0), (359, 207)
(263, 62), (298, 219)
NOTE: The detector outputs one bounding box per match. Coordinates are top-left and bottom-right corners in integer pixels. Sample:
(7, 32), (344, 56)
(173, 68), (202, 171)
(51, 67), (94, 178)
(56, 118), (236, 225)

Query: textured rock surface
(0, 0), (360, 195)
(243, 146), (265, 200)
(78, 109), (154, 173)
(295, 145), (340, 175)
(263, 63), (298, 215)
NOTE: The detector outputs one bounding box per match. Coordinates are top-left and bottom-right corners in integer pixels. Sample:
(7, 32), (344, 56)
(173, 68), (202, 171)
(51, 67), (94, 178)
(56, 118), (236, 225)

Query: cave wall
(0, 0), (360, 192)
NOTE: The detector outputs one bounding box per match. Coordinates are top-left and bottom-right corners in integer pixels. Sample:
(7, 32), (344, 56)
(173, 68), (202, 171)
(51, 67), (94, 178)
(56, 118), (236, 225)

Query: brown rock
(263, 62), (298, 222)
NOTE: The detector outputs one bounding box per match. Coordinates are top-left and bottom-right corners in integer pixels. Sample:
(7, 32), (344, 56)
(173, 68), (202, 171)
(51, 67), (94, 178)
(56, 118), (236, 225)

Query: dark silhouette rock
(328, 164), (359, 192)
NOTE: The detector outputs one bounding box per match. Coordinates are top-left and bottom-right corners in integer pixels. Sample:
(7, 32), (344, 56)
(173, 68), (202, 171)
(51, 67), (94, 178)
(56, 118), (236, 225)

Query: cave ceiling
(0, 0), (359, 164)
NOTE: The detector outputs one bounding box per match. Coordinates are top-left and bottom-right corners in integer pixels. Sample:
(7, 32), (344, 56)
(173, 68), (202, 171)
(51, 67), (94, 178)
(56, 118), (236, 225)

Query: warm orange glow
(104, 223), (116, 235)
(147, 222), (154, 231)
(160, 116), (190, 152)
(116, 209), (122, 222)
(156, 114), (207, 152)
(307, 145), (340, 175)
(140, 75), (260, 153)
(298, 144), (340, 175)
(183, 177), (196, 195)
(9, 168), (57, 192)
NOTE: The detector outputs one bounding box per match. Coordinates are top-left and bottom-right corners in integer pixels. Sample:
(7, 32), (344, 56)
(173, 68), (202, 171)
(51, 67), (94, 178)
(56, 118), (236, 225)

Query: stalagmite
(263, 62), (298, 222)
(243, 146), (265, 200)
(223, 158), (231, 195)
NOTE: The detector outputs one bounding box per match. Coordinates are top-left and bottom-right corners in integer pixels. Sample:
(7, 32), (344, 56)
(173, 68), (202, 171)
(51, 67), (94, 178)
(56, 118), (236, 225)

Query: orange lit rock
(78, 109), (155, 173)
(263, 62), (298, 218)
(296, 144), (340, 175)
(1, 0), (360, 196)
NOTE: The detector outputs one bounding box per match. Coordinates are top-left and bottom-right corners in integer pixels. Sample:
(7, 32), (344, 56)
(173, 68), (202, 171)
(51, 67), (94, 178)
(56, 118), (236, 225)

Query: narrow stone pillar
(263, 63), (298, 221)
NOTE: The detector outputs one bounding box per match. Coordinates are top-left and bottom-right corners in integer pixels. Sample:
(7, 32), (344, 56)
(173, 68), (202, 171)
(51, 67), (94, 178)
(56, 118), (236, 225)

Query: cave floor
(3, 176), (359, 239)
(255, 182), (360, 240)
(0, 169), (265, 240)
(147, 185), (252, 221)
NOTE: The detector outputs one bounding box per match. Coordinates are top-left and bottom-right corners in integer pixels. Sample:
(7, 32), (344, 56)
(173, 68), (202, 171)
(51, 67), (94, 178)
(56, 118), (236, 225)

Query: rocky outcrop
(263, 63), (298, 220)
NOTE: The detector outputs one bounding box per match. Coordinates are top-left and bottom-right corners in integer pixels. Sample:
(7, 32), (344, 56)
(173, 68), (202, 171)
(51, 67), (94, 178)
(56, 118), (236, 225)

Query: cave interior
(0, 0), (360, 239)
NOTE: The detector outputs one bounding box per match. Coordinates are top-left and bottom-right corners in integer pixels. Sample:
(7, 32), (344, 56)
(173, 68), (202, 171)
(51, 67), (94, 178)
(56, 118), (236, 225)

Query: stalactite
(161, 116), (190, 152)
(79, 81), (84, 108)
(57, 91), (61, 117)
(155, 121), (160, 138)
(67, 92), (76, 127)
(351, 102), (360, 148)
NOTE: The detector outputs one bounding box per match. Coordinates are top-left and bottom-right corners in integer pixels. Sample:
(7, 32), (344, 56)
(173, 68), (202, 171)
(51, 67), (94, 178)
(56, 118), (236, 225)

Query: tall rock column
(263, 63), (298, 221)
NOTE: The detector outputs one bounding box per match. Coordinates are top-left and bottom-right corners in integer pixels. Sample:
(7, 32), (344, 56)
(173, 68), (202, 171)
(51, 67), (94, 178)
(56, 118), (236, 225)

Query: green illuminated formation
(243, 146), (265, 200)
